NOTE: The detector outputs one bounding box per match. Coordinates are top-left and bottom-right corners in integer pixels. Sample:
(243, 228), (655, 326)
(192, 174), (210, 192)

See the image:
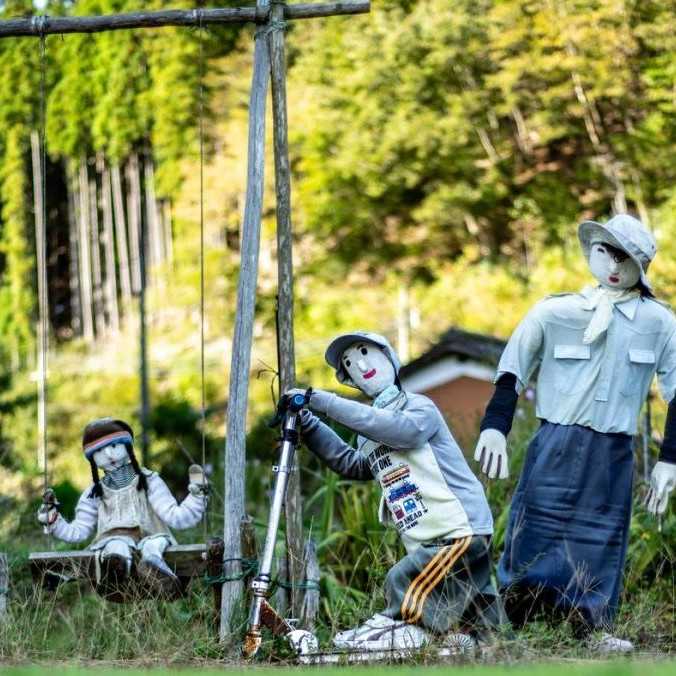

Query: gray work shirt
(497, 288), (676, 435)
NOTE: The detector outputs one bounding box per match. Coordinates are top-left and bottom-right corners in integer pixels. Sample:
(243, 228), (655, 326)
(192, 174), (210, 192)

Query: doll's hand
(645, 461), (676, 516)
(473, 429), (509, 480)
(188, 464), (210, 498)
(284, 387), (331, 414)
(36, 504), (58, 526)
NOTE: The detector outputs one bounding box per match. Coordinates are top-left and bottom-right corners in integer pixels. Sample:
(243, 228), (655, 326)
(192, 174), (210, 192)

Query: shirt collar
(580, 286), (640, 320)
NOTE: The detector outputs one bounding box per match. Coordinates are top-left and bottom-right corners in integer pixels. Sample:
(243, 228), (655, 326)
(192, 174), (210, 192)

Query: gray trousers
(382, 535), (506, 635)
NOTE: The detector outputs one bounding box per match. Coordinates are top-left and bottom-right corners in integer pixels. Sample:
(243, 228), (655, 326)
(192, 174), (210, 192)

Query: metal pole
(244, 410), (299, 656)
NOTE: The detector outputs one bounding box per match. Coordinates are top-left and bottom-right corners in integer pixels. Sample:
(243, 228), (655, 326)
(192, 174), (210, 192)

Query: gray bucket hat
(578, 213), (657, 291)
(325, 331), (400, 388)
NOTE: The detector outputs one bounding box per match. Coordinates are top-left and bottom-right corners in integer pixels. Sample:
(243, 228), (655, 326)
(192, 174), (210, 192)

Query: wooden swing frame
(2, 0), (369, 637)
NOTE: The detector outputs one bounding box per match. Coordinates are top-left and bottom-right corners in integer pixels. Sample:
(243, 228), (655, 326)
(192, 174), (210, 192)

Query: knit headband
(84, 431), (133, 460)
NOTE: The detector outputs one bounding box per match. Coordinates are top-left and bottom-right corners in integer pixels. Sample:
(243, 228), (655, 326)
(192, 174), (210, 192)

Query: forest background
(0, 0), (674, 662)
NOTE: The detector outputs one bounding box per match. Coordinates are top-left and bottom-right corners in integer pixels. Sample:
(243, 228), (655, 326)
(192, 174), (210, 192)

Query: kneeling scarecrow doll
(290, 331), (505, 651)
(474, 214), (676, 653)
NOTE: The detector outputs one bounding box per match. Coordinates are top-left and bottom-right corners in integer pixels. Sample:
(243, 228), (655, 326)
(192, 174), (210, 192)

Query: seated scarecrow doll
(37, 418), (208, 599)
(474, 214), (676, 653)
(288, 331), (505, 651)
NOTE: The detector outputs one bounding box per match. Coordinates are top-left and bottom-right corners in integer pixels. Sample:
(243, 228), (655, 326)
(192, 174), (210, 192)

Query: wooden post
(300, 539), (320, 631)
(220, 0), (271, 642)
(268, 0), (303, 621)
(206, 537), (225, 633)
(0, 553), (7, 622)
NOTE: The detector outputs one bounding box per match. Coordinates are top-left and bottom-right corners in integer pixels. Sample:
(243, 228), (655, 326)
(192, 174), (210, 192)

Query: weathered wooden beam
(29, 544), (208, 582)
(220, 0), (271, 642)
(268, 1), (303, 621)
(0, 553), (8, 622)
(0, 2), (369, 38)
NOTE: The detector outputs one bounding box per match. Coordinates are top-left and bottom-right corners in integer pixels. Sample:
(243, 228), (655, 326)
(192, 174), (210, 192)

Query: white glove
(37, 504), (58, 527)
(646, 461), (676, 516)
(188, 464), (210, 498)
(473, 429), (509, 479)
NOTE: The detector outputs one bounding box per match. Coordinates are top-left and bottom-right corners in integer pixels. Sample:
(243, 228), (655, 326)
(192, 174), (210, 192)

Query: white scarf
(582, 285), (639, 344)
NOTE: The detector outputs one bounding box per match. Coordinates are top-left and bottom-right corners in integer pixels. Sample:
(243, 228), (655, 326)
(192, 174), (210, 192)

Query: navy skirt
(498, 421), (633, 629)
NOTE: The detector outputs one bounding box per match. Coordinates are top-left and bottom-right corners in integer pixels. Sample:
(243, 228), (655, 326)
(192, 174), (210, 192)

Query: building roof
(400, 327), (506, 378)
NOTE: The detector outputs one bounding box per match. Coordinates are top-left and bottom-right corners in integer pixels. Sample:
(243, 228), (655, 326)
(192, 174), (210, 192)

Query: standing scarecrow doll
(37, 418), (208, 599)
(289, 331), (504, 651)
(474, 214), (676, 652)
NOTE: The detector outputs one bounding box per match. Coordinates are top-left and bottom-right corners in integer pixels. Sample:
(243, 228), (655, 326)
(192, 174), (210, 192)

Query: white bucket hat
(325, 331), (400, 388)
(578, 213), (657, 291)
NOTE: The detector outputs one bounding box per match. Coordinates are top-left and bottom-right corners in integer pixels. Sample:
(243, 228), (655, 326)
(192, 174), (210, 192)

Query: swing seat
(29, 543), (208, 602)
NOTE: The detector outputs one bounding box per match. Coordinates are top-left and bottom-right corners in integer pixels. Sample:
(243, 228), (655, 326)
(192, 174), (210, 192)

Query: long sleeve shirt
(496, 289), (676, 435)
(49, 471), (206, 543)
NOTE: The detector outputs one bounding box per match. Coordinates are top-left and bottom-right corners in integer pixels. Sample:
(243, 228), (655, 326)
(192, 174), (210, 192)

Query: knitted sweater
(49, 470), (206, 543)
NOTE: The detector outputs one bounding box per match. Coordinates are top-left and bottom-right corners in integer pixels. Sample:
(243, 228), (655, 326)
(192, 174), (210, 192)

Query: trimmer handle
(269, 388), (313, 427)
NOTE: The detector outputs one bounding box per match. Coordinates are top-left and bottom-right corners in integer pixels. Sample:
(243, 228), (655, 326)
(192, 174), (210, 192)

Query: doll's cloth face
(92, 442), (131, 472)
(341, 342), (396, 398)
(589, 240), (640, 290)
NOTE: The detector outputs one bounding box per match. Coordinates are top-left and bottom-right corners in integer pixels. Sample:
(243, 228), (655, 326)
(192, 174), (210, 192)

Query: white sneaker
(333, 613), (397, 646)
(592, 632), (634, 654)
(334, 616), (430, 651)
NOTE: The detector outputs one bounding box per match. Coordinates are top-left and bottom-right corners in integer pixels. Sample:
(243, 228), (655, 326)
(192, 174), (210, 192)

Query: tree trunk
(144, 157), (163, 267)
(0, 553), (8, 623)
(89, 177), (106, 336)
(161, 199), (173, 265)
(101, 161), (120, 333)
(77, 157), (94, 342)
(111, 163), (133, 304)
(220, 0), (271, 642)
(66, 161), (82, 337)
(126, 154), (142, 295)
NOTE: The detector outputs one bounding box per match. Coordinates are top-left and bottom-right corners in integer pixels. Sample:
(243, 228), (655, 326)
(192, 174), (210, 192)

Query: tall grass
(1, 403), (673, 663)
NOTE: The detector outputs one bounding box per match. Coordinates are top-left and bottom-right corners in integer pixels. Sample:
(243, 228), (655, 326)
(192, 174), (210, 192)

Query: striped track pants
(382, 535), (506, 635)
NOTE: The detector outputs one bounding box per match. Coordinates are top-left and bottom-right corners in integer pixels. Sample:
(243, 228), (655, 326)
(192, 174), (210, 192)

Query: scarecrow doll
(288, 331), (504, 651)
(474, 214), (676, 652)
(37, 418), (209, 598)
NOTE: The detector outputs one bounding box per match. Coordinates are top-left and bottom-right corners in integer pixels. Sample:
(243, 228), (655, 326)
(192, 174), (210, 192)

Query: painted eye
(344, 359), (351, 367)
(360, 347), (368, 355)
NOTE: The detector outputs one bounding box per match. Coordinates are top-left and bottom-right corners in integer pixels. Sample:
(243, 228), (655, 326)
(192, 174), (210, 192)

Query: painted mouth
(363, 369), (377, 379)
(609, 275), (620, 283)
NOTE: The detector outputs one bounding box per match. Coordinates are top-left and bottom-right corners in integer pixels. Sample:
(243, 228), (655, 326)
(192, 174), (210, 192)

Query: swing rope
(37, 33), (49, 497)
(197, 12), (208, 545)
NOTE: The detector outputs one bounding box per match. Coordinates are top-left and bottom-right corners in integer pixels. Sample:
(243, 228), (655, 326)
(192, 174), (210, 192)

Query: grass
(2, 661), (676, 675)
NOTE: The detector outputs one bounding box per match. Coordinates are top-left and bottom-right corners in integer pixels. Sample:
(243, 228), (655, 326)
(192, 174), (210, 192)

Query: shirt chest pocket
(552, 344), (591, 395)
(620, 349), (656, 397)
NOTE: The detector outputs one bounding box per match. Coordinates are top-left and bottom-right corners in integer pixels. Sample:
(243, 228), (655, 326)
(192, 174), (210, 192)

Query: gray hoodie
(302, 390), (493, 554)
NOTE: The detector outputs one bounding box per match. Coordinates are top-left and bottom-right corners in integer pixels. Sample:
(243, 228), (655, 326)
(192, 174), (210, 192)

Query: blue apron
(498, 421), (633, 629)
